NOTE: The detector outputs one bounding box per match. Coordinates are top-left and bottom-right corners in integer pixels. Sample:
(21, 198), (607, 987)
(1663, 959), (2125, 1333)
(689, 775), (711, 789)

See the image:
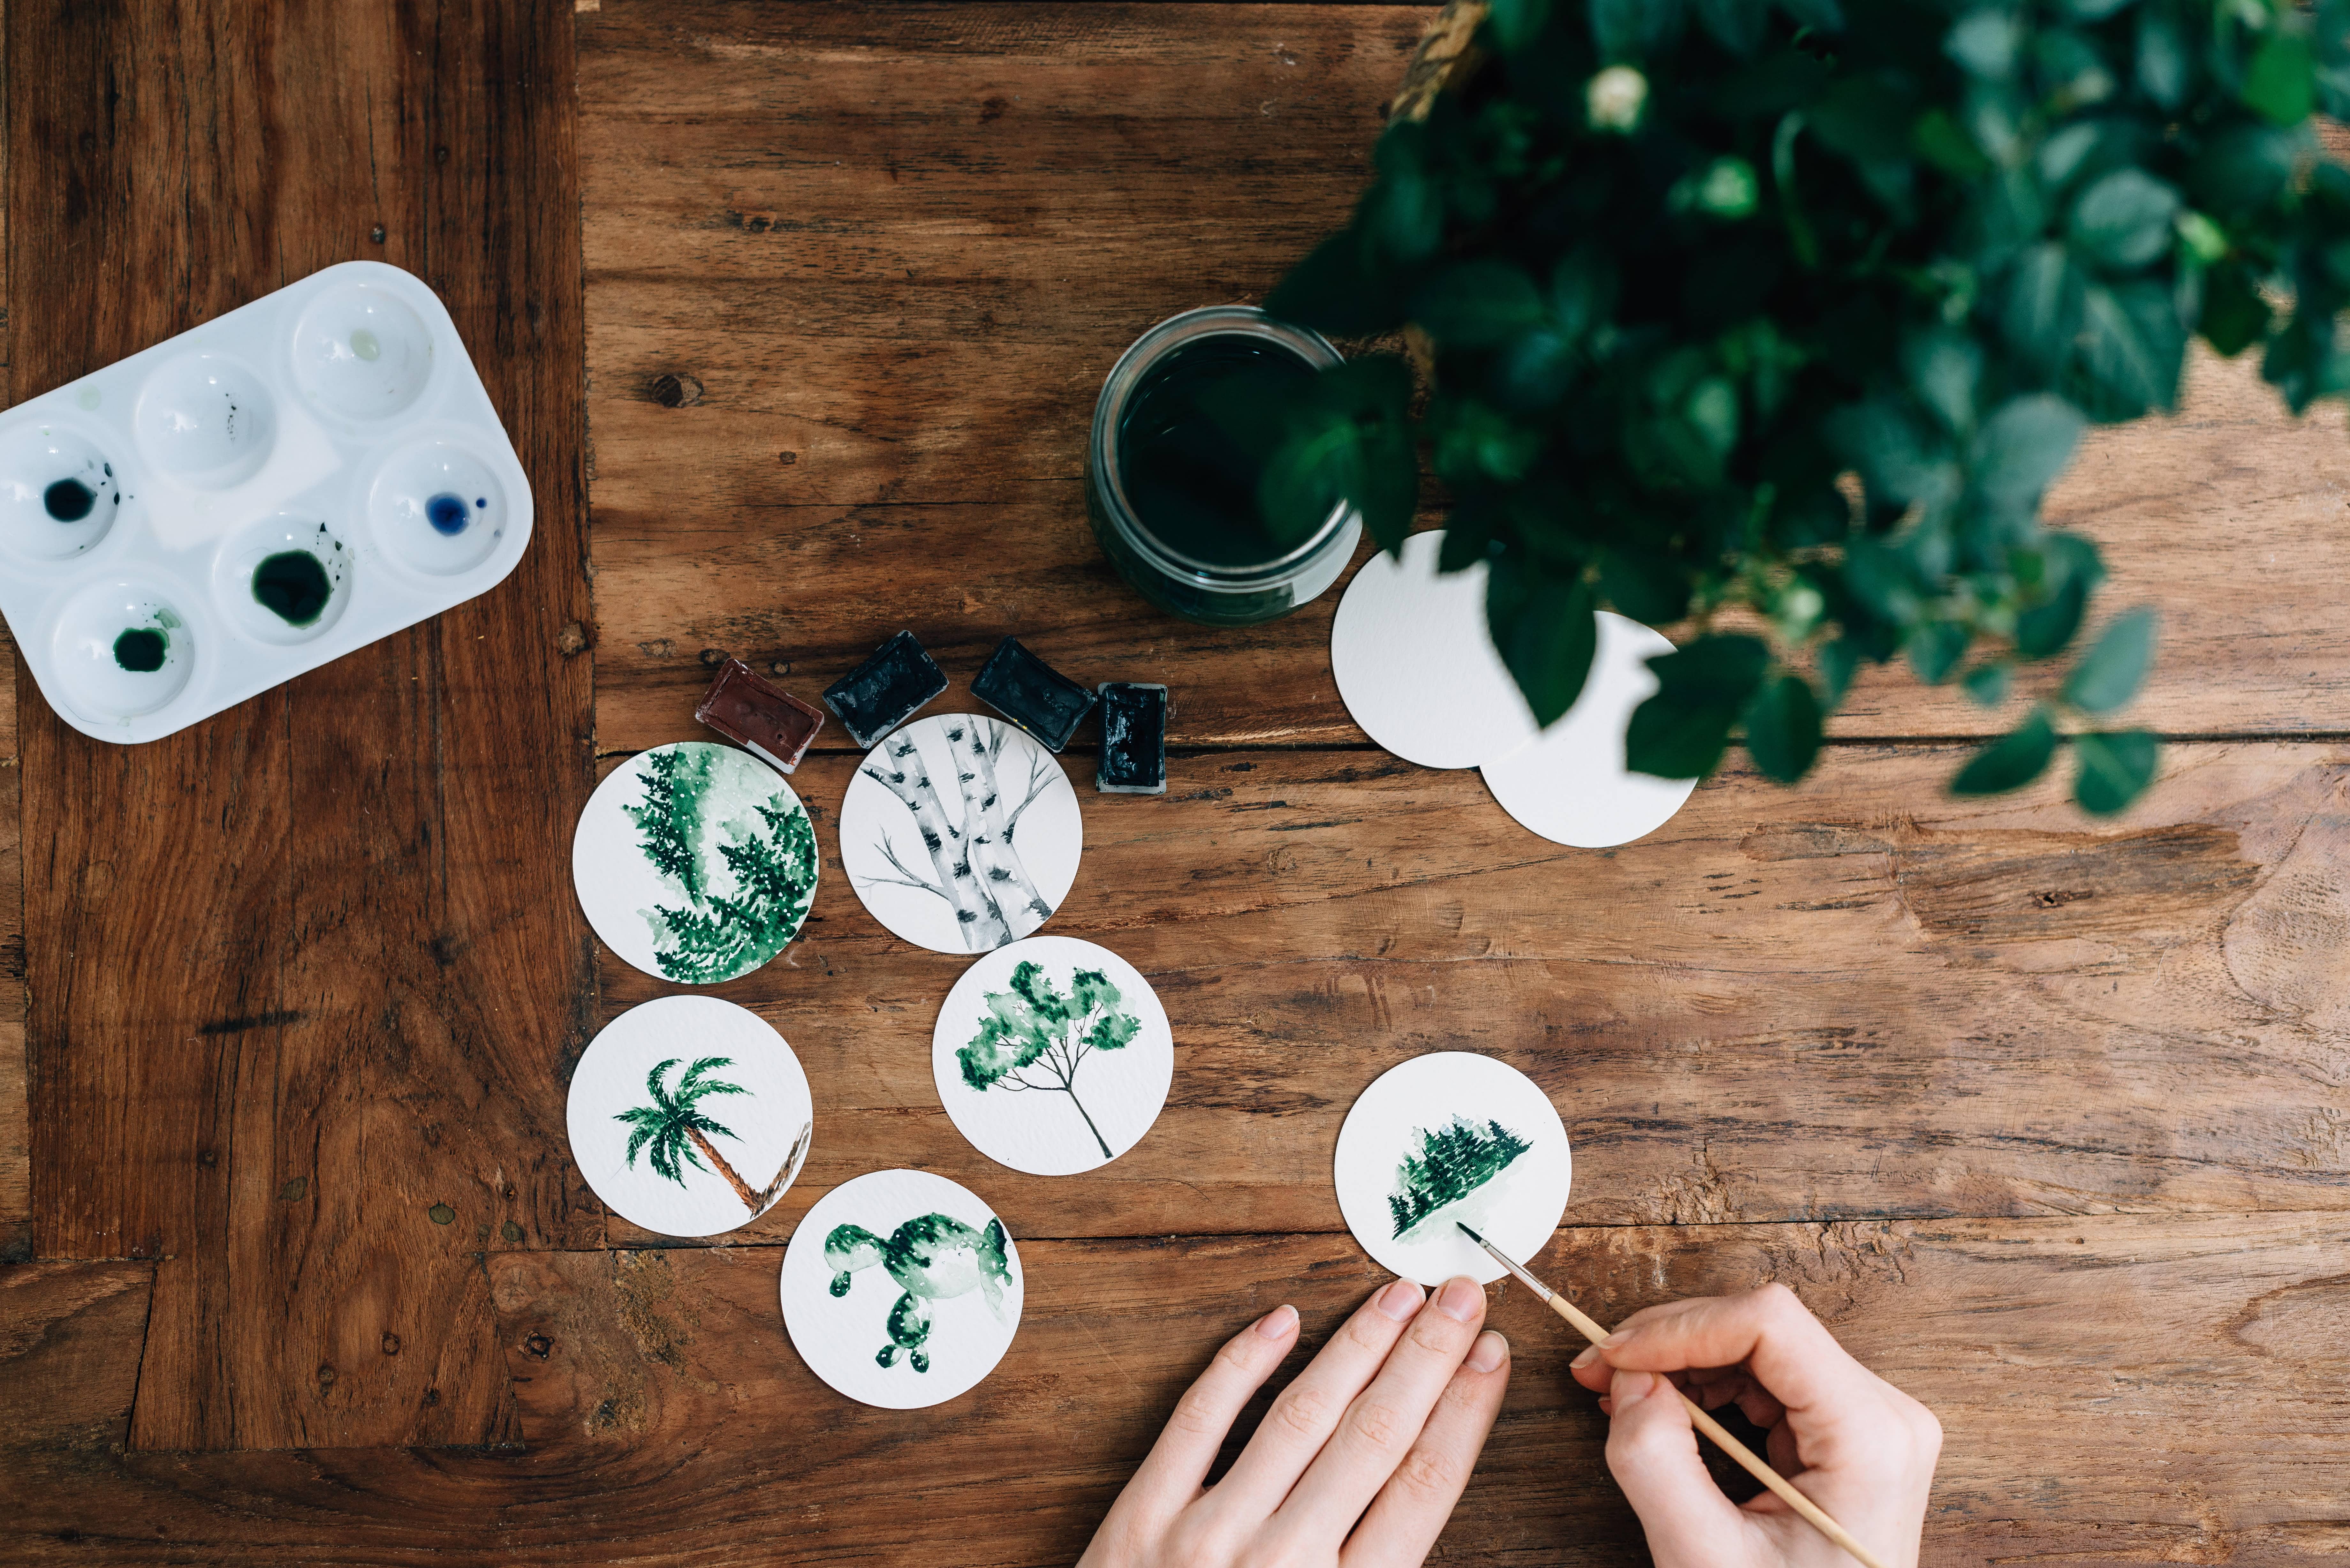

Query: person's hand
(1570, 1282), (1940, 1568)
(1080, 1276), (1511, 1568)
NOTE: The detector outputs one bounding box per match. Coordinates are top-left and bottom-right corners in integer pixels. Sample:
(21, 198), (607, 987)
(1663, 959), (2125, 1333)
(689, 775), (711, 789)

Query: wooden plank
(9, 0), (596, 1449)
(7, 1213), (2349, 1563)
(0, 4), (21, 1268)
(583, 740), (2350, 1247)
(581, 1), (2350, 757)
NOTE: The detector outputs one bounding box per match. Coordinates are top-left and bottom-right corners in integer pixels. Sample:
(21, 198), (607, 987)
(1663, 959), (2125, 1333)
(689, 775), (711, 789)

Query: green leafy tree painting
(956, 961), (1142, 1161)
(614, 1056), (809, 1217)
(625, 746), (817, 983)
(1389, 1116), (1534, 1237)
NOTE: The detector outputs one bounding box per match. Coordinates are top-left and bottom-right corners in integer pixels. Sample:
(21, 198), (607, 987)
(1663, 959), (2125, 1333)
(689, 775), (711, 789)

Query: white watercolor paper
(572, 741), (818, 985)
(781, 1168), (1025, 1410)
(1330, 530), (1542, 769)
(839, 713), (1082, 954)
(1332, 1052), (1572, 1286)
(932, 935), (1173, 1176)
(566, 996), (814, 1238)
(1479, 611), (1698, 848)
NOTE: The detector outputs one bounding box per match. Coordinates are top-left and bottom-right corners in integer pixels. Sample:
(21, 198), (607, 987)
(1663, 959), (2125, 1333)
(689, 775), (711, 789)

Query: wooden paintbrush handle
(1542, 1294), (1890, 1568)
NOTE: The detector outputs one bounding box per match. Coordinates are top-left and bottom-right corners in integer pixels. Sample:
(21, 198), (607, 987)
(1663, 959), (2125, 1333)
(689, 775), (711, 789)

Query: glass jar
(1086, 305), (1362, 627)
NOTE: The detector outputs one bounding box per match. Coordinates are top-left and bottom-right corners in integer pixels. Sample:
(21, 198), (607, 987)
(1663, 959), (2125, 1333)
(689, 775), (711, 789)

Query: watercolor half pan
(974, 636), (1097, 752)
(823, 629), (949, 749)
(1095, 681), (1168, 794)
(696, 657), (826, 773)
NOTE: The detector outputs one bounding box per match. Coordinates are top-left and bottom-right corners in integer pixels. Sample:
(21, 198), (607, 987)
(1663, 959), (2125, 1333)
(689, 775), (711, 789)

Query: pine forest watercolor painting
(572, 741), (818, 985)
(1387, 1116), (1534, 1238)
(931, 936), (1174, 1177)
(840, 714), (1083, 955)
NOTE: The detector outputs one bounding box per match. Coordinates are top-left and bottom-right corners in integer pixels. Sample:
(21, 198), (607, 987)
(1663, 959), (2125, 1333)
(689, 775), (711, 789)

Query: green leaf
(2061, 607), (2157, 713)
(1905, 621), (1972, 685)
(2136, 8), (2189, 107)
(2014, 532), (2106, 659)
(1412, 260), (1547, 349)
(1266, 227), (1407, 337)
(2001, 244), (2085, 378)
(1695, 0), (1769, 56)
(2073, 730), (2160, 815)
(2199, 262), (2271, 356)
(1256, 357), (1419, 554)
(2242, 26), (2316, 125)
(1488, 0), (1552, 52)
(1962, 663), (2012, 708)
(1626, 634), (1771, 780)
(2068, 169), (2182, 271)
(2079, 281), (2185, 417)
(1817, 637), (1862, 708)
(1488, 566), (1599, 727)
(1950, 707), (2058, 796)
(1742, 672), (1823, 783)
(1972, 393), (2086, 515)
(1597, 550), (1690, 624)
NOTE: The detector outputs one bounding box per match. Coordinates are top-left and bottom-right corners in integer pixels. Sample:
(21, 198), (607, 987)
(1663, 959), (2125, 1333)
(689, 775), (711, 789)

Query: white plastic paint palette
(1329, 531), (1698, 848)
(0, 260), (532, 744)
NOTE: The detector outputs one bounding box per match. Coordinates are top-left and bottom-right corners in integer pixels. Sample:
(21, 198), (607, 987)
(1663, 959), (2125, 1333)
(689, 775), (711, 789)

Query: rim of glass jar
(1090, 305), (1355, 587)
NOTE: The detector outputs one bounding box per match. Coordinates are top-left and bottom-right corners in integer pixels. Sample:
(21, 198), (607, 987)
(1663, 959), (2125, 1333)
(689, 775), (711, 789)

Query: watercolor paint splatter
(567, 996), (814, 1238)
(44, 479), (96, 521)
(252, 551), (332, 627)
(825, 1213), (1015, 1373)
(572, 741), (819, 985)
(782, 1169), (1024, 1409)
(1388, 1116), (1532, 1238)
(112, 627), (168, 672)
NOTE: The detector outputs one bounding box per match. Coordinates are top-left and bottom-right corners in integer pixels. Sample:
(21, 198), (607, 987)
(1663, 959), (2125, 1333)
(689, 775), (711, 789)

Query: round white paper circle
(572, 742), (818, 985)
(932, 935), (1173, 1176)
(840, 713), (1082, 954)
(1330, 530), (1541, 769)
(1478, 611), (1698, 848)
(782, 1169), (1025, 1410)
(1333, 1052), (1571, 1286)
(566, 996), (814, 1238)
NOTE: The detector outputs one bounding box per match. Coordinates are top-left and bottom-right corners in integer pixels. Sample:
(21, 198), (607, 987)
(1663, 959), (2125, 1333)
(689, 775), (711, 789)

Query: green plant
(1252, 0), (2350, 813)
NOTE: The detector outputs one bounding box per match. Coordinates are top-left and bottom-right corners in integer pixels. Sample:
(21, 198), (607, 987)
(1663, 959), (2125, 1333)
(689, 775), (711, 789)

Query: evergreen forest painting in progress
(1389, 1116), (1534, 1238)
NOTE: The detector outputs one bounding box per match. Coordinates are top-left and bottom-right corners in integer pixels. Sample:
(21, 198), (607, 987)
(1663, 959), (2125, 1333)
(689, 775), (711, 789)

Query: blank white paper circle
(1330, 530), (1541, 769)
(1478, 611), (1698, 848)
(565, 996), (813, 1239)
(840, 713), (1082, 954)
(782, 1169), (1025, 1410)
(1333, 1052), (1571, 1286)
(932, 935), (1174, 1176)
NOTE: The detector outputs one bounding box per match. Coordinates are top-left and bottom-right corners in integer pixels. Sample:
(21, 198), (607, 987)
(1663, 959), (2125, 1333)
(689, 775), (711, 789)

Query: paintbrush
(1455, 1221), (1890, 1568)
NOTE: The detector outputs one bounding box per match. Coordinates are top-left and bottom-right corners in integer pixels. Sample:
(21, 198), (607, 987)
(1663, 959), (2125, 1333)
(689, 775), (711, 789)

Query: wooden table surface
(6, 3), (2350, 1563)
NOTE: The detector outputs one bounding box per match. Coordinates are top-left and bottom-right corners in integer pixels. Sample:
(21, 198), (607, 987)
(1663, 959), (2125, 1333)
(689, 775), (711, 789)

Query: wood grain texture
(8, 0), (596, 1448)
(582, 742), (2350, 1247)
(7, 1214), (2349, 1564)
(580, 1), (2350, 757)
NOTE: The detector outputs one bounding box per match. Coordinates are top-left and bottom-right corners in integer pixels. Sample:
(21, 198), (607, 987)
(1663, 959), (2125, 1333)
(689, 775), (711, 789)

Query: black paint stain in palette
(44, 461), (116, 524)
(112, 627), (167, 672)
(973, 637), (1096, 753)
(823, 629), (950, 749)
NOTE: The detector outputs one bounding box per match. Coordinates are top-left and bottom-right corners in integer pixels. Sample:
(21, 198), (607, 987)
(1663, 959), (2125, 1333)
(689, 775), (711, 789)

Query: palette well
(0, 260), (532, 744)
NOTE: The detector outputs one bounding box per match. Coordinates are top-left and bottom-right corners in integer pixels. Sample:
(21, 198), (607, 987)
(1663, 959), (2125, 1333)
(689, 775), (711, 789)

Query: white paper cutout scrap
(839, 712), (1083, 954)
(572, 741), (818, 985)
(1333, 1052), (1571, 1286)
(932, 935), (1174, 1177)
(781, 1168), (1025, 1411)
(1478, 611), (1698, 848)
(1330, 530), (1541, 769)
(566, 996), (814, 1239)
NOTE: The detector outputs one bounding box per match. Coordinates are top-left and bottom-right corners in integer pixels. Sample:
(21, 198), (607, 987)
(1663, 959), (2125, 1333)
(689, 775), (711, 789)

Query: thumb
(1604, 1370), (1752, 1568)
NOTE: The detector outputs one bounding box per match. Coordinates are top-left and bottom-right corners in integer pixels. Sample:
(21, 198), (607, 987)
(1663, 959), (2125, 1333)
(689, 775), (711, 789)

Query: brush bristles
(1454, 1220), (1486, 1244)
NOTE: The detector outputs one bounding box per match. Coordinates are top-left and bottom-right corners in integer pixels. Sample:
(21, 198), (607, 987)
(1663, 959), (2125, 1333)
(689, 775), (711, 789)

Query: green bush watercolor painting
(613, 1054), (811, 1219)
(825, 1213), (1017, 1373)
(957, 960), (1142, 1161)
(619, 743), (817, 983)
(1388, 1115), (1534, 1239)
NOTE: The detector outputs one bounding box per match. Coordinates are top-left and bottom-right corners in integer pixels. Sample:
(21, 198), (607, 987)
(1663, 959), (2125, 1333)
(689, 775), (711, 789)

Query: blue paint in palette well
(425, 492), (473, 535)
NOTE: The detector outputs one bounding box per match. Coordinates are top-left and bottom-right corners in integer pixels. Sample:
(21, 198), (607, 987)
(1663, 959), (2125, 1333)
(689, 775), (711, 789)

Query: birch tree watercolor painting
(571, 740), (818, 984)
(1332, 1051), (1572, 1286)
(566, 996), (815, 1239)
(839, 714), (1082, 954)
(931, 935), (1173, 1176)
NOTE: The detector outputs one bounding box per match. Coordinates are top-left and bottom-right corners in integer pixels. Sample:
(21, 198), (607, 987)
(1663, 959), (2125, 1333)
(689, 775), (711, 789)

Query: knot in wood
(650, 371), (704, 408)
(522, 1333), (554, 1360)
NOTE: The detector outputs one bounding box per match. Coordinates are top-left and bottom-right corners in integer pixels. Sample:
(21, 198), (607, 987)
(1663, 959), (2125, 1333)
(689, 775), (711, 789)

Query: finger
(1603, 1368), (1754, 1564)
(1585, 1285), (1881, 1418)
(1271, 1277), (1490, 1542)
(1124, 1304), (1301, 1512)
(1341, 1330), (1510, 1568)
(1209, 1278), (1425, 1518)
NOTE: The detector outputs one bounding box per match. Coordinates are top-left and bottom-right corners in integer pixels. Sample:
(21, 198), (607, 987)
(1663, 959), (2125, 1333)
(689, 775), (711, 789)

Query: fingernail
(1612, 1369), (1659, 1404)
(1467, 1331), (1507, 1373)
(1377, 1278), (1425, 1321)
(1570, 1345), (1599, 1370)
(1598, 1331), (1628, 1349)
(1436, 1277), (1484, 1323)
(1255, 1304), (1298, 1340)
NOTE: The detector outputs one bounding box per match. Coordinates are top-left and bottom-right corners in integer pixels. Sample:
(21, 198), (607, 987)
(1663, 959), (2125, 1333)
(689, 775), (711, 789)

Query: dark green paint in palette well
(113, 628), (167, 672)
(254, 550), (333, 626)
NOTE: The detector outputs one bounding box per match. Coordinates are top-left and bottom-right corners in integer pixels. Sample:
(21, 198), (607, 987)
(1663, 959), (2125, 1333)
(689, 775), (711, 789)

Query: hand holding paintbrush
(1459, 1223), (1941, 1568)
